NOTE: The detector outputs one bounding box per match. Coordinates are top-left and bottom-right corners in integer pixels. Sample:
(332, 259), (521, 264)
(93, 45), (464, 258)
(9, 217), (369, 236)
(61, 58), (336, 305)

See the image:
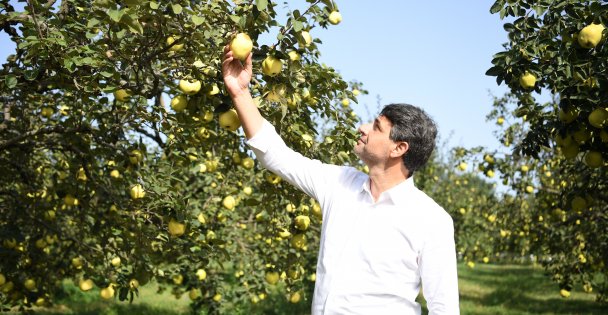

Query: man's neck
(367, 162), (409, 202)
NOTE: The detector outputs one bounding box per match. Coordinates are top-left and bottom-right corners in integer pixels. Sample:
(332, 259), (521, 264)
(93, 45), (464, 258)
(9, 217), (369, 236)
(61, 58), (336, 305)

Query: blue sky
(0, 1), (510, 152)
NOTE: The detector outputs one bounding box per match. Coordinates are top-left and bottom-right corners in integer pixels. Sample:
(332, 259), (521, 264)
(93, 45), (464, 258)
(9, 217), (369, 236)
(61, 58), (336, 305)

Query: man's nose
(358, 123), (371, 135)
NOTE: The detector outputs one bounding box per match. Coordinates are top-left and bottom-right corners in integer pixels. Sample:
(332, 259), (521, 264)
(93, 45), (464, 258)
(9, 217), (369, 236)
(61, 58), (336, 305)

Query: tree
(481, 0), (607, 301)
(0, 0), (361, 312)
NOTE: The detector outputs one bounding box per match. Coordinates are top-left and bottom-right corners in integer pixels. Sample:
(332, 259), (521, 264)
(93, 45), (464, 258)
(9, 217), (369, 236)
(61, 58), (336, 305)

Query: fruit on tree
(129, 279), (139, 289)
(519, 72), (536, 89)
(171, 95), (188, 112)
(196, 269), (207, 281)
(166, 36), (183, 52)
(300, 31), (312, 47)
(289, 291), (301, 303)
(24, 279), (36, 291)
(222, 195), (236, 210)
(168, 219), (186, 236)
(100, 285), (115, 300)
(294, 215), (310, 231)
(265, 271), (279, 285)
(129, 149), (144, 164)
(291, 233), (306, 250)
(262, 56), (283, 77)
(179, 79), (202, 95)
(559, 108), (578, 123)
(328, 11), (342, 25)
(79, 279), (94, 291)
(218, 109), (241, 131)
(111, 257), (121, 267)
(241, 157), (254, 169)
(129, 184), (145, 199)
(114, 89), (132, 102)
(288, 51), (300, 61)
(189, 288), (202, 300)
(584, 151), (603, 168)
(577, 23), (605, 49)
(230, 33), (253, 60)
(458, 162), (467, 171)
(588, 107), (608, 128)
(41, 107), (53, 118)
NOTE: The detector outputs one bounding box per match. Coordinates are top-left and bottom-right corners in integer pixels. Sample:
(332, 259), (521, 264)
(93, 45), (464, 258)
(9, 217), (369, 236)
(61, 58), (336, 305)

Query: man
(222, 46), (460, 315)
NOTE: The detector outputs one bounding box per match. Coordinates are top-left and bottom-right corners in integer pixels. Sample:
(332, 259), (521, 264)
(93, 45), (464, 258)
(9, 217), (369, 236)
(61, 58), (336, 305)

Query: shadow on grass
(457, 264), (608, 315)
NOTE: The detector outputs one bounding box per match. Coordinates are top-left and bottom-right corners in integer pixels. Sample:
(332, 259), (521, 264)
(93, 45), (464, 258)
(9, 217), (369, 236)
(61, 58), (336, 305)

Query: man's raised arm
(222, 45), (263, 139)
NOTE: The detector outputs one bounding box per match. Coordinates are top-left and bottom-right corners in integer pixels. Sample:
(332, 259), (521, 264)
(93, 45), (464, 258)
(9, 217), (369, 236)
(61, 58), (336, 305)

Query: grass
(8, 263), (607, 314)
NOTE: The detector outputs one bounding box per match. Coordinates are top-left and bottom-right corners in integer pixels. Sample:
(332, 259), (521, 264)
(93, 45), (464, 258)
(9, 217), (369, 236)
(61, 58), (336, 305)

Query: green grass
(9, 263), (607, 314)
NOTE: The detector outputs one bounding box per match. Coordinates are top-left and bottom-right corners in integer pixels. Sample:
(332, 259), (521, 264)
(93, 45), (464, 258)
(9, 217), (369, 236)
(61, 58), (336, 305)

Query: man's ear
(391, 141), (409, 158)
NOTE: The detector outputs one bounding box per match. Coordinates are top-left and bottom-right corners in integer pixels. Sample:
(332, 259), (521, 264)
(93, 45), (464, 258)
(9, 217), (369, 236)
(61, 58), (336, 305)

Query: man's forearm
(230, 90), (264, 140)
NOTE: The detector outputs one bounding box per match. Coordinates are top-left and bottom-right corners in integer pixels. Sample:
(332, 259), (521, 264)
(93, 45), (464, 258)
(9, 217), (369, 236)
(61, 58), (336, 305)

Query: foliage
(469, 0), (608, 302)
(0, 0), (361, 312)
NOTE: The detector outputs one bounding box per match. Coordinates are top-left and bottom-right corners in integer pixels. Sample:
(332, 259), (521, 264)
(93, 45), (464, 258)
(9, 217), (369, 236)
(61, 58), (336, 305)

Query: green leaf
(171, 4), (183, 14)
(293, 20), (303, 32)
(5, 75), (17, 88)
(191, 15), (204, 26)
(490, 1), (503, 14)
(256, 0), (268, 11)
(87, 18), (100, 28)
(107, 9), (125, 22)
(149, 1), (159, 9)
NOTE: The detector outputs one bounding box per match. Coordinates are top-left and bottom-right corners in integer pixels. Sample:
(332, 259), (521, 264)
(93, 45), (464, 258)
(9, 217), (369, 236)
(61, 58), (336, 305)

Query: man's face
(354, 115), (397, 165)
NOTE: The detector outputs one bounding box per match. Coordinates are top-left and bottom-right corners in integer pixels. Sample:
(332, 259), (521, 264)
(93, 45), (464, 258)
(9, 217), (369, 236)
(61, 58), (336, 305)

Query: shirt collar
(360, 175), (416, 205)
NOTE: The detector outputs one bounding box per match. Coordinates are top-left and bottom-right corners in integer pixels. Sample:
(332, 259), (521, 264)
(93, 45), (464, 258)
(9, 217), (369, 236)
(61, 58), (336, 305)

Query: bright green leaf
(171, 4), (183, 14)
(5, 75), (17, 88)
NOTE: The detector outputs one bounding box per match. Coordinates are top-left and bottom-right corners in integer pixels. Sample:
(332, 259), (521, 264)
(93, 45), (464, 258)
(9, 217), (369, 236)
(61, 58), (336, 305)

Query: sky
(0, 1), (510, 152)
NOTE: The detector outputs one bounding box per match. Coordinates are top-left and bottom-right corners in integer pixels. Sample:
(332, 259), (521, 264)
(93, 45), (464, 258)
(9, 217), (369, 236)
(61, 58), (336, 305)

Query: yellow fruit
(578, 23), (605, 49)
(196, 269), (207, 281)
(222, 195), (236, 210)
(100, 285), (115, 300)
(0, 273), (5, 286)
(265, 272), (279, 285)
(288, 51), (300, 61)
(289, 291), (301, 303)
(352, 89), (360, 96)
(584, 151), (603, 168)
(129, 278), (139, 289)
(559, 289), (570, 298)
(166, 36), (184, 52)
(202, 111), (214, 122)
(497, 116), (505, 125)
(111, 257), (121, 267)
(588, 107), (608, 128)
(294, 215), (310, 231)
(64, 194), (79, 206)
(328, 11), (342, 25)
(482, 257), (490, 263)
(207, 84), (220, 96)
(578, 254), (587, 264)
(486, 170), (495, 178)
(71, 257), (83, 268)
(487, 214), (497, 222)
(35, 297), (45, 307)
(571, 196), (587, 211)
(583, 283), (593, 293)
(559, 108), (578, 123)
(178, 79), (202, 95)
(171, 95), (188, 112)
(457, 162), (467, 171)
(521, 165), (529, 172)
(114, 89), (132, 102)
(291, 233), (306, 250)
(1, 281), (14, 293)
(218, 109), (241, 131)
(341, 98), (350, 107)
(172, 274), (183, 285)
(262, 56), (283, 77)
(129, 184), (146, 200)
(168, 219), (186, 236)
(484, 154), (495, 164)
(24, 279), (36, 291)
(525, 185), (534, 193)
(467, 261), (475, 268)
(189, 288), (202, 300)
(561, 143), (579, 159)
(129, 149), (144, 164)
(41, 107), (54, 117)
(243, 186), (253, 195)
(266, 173), (281, 185)
(230, 33), (253, 60)
(241, 157), (254, 169)
(110, 169), (120, 178)
(300, 31), (312, 47)
(79, 279), (94, 291)
(519, 72), (536, 89)
(212, 293), (222, 302)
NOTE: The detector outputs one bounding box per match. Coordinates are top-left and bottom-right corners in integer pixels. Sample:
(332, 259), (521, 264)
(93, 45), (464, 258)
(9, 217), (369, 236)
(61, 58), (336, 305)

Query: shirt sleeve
(419, 211), (460, 315)
(246, 119), (344, 203)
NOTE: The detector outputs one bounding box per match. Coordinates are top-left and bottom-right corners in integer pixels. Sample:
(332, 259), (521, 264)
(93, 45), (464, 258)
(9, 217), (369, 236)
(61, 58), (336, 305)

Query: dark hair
(380, 103), (437, 174)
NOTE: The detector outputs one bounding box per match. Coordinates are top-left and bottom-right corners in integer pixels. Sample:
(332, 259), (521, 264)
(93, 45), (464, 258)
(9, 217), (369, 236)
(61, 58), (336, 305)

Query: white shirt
(247, 120), (460, 315)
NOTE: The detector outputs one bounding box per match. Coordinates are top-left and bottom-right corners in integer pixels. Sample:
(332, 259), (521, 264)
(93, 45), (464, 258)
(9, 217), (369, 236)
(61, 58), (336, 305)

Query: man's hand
(222, 44), (253, 98)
